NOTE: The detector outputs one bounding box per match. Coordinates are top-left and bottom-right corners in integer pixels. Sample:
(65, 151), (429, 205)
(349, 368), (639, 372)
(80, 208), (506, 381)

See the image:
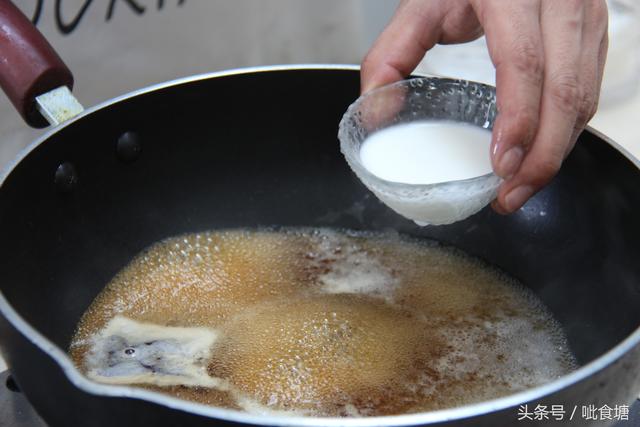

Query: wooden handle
(0, 1), (74, 128)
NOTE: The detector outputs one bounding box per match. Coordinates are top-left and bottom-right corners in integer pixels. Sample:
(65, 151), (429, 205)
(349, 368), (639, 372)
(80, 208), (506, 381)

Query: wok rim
(0, 64), (638, 426)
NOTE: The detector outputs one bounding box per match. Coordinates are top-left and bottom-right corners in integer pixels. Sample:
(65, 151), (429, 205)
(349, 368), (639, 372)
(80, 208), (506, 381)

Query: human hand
(361, 0), (608, 213)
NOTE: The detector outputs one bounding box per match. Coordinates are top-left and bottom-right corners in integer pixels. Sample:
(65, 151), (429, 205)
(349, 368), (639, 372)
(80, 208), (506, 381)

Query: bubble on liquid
(69, 228), (577, 417)
(209, 294), (440, 415)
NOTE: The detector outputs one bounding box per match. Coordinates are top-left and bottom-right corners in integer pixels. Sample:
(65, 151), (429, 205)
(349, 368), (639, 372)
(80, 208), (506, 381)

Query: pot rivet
(116, 131), (142, 163)
(54, 162), (78, 193)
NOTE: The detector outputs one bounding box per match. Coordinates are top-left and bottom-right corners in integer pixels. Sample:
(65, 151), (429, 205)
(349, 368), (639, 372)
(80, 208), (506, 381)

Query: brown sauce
(69, 228), (576, 417)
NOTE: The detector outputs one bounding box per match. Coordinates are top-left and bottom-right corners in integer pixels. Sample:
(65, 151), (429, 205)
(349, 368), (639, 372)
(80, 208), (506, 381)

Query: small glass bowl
(338, 77), (501, 226)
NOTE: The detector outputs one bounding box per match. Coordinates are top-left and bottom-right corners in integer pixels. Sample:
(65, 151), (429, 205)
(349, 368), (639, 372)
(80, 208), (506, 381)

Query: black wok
(0, 3), (639, 426)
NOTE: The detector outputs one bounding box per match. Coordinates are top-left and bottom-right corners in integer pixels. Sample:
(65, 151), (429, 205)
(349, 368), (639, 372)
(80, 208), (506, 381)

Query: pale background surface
(0, 1), (638, 372)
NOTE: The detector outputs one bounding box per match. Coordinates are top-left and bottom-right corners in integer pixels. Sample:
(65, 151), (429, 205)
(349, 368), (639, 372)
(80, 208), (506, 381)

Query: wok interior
(0, 68), (639, 378)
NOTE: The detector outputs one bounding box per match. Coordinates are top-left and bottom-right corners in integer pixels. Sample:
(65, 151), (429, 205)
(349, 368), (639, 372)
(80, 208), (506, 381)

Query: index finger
(360, 1), (479, 93)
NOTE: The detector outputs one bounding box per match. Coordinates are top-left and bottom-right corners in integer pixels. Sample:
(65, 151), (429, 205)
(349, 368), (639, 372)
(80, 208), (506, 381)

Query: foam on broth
(69, 228), (576, 417)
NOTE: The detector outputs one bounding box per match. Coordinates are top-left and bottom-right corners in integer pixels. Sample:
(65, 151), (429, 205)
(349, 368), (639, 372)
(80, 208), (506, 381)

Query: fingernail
(497, 146), (524, 179)
(504, 185), (534, 212)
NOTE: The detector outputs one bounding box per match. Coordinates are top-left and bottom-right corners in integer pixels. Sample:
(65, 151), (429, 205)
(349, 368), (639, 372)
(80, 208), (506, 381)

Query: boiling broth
(70, 228), (576, 416)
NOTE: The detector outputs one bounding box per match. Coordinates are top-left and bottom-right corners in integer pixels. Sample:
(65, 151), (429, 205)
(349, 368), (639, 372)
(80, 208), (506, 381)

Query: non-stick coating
(0, 68), (639, 426)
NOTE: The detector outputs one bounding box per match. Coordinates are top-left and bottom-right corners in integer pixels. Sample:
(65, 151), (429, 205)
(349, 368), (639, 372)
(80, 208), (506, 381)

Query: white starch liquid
(360, 121), (493, 184)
